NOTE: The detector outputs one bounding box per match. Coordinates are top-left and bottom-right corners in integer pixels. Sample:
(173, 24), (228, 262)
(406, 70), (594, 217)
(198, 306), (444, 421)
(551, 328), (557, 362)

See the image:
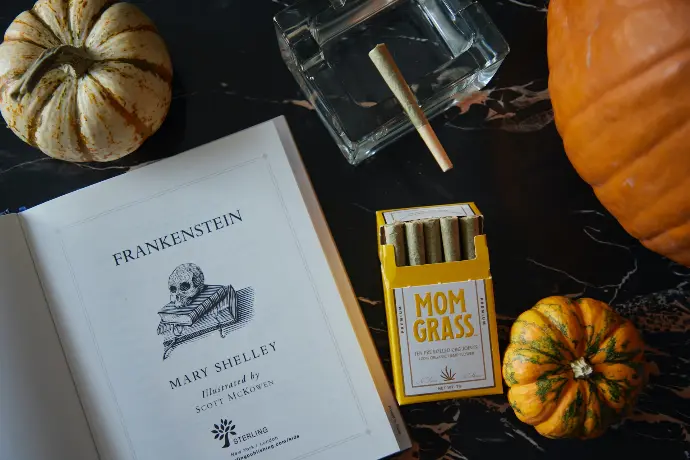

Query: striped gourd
(503, 297), (646, 439)
(0, 0), (172, 162)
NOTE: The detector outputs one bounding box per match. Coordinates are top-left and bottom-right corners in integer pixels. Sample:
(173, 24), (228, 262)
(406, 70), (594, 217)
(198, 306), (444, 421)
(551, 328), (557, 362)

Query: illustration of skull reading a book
(157, 263), (239, 359)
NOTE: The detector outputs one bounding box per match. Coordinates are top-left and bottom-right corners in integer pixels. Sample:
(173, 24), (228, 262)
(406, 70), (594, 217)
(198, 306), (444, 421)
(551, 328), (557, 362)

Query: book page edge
(271, 117), (412, 452)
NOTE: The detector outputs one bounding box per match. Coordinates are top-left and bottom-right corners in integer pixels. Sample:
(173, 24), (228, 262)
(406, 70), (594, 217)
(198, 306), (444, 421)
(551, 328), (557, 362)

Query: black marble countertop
(1, 0), (689, 458)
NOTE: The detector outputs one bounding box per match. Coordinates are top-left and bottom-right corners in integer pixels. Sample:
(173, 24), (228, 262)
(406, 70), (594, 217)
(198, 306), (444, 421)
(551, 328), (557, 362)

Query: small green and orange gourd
(503, 297), (647, 439)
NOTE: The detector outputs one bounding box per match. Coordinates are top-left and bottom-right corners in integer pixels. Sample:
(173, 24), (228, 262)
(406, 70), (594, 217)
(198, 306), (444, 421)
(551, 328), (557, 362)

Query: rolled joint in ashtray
(368, 43), (453, 172)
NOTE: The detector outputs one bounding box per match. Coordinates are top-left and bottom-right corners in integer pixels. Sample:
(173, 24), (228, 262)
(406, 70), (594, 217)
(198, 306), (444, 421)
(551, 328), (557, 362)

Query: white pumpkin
(0, 0), (172, 162)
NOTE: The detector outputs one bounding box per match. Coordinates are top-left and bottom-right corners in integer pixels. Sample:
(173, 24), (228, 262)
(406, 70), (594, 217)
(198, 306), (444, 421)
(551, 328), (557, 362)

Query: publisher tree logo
(212, 418), (237, 448)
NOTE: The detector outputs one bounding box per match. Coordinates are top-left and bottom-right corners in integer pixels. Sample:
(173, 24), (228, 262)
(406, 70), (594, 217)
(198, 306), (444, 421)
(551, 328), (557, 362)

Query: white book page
(20, 118), (409, 460)
(0, 214), (98, 460)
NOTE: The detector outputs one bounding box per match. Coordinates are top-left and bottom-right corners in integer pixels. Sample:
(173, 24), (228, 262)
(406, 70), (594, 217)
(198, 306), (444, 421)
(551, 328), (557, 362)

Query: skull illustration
(168, 263), (205, 308)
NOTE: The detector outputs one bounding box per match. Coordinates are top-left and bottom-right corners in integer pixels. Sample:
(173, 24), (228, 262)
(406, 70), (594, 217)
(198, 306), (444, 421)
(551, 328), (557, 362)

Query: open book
(0, 118), (410, 460)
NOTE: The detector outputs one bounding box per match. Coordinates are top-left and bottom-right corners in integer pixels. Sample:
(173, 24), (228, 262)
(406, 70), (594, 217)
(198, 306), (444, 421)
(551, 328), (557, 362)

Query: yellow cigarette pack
(377, 203), (503, 405)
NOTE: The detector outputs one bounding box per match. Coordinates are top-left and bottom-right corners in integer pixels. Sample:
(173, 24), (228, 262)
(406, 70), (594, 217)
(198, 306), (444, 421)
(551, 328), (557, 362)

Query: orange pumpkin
(547, 0), (690, 266)
(503, 297), (646, 439)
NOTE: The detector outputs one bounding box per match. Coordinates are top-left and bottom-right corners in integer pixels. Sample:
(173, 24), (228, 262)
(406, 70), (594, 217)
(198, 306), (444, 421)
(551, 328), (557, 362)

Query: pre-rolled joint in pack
(377, 203), (503, 405)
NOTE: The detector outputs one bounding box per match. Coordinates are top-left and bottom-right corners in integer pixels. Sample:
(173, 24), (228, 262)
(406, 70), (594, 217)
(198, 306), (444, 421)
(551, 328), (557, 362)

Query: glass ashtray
(275, 0), (510, 165)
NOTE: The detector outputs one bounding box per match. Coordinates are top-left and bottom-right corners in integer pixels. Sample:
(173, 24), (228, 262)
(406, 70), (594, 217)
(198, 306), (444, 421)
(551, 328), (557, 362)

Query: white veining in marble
(573, 209), (608, 218)
(582, 226), (638, 304)
(448, 80), (553, 133)
(357, 297), (383, 306)
(0, 158), (51, 177)
(500, 418), (545, 452)
(502, 0), (548, 13)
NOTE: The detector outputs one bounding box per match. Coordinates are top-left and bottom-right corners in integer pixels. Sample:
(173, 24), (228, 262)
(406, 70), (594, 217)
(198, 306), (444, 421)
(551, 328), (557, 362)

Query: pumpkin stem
(11, 45), (94, 101)
(570, 357), (594, 379)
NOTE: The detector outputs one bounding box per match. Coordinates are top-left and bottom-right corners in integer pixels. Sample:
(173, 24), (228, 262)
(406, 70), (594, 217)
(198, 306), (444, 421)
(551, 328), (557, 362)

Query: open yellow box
(377, 203), (503, 405)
